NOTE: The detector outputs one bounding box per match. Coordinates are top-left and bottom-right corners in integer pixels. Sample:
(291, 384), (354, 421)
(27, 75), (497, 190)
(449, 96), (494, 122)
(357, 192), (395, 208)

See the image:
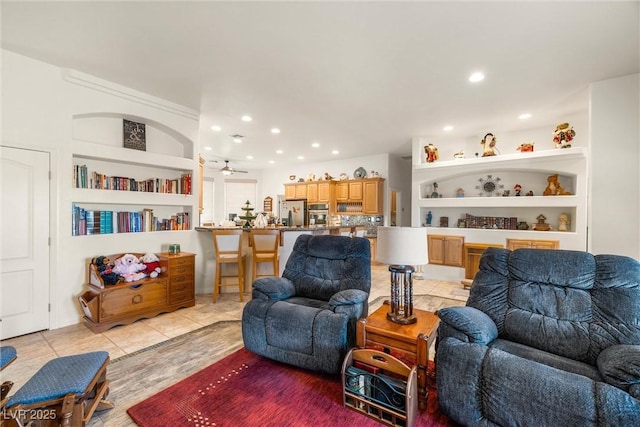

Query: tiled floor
(0, 263), (468, 394)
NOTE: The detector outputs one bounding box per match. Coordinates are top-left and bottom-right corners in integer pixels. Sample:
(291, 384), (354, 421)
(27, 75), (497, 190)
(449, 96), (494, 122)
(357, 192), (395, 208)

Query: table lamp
(375, 226), (428, 324)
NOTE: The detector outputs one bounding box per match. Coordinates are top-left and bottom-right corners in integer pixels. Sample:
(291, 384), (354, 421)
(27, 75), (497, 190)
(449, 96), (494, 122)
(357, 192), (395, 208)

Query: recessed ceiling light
(246, 155), (253, 160)
(297, 155), (304, 160)
(311, 142), (320, 148)
(241, 115), (252, 122)
(271, 128), (281, 134)
(233, 137), (242, 143)
(269, 160), (275, 164)
(469, 72), (485, 83)
(332, 150), (339, 155)
(211, 125), (221, 132)
(204, 146), (212, 151)
(276, 149), (283, 154)
(519, 113), (532, 120)
(443, 125), (454, 132)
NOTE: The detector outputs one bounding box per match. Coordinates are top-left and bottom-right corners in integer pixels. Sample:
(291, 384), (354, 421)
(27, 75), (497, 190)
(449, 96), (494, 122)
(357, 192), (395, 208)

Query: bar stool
(249, 229), (280, 282)
(212, 229), (246, 302)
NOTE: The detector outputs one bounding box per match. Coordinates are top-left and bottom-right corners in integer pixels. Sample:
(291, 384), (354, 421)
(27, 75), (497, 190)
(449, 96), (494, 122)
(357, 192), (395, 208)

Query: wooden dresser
(79, 252), (196, 333)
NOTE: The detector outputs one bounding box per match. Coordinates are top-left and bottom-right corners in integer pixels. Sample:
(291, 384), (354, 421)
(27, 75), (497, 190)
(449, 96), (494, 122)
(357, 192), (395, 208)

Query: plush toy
(543, 174), (572, 196)
(113, 253), (146, 282)
(139, 253), (162, 279)
(424, 143), (439, 162)
(91, 256), (120, 285)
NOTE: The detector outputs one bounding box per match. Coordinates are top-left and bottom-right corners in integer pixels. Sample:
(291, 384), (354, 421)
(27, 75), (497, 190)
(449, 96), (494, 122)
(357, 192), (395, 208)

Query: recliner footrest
(6, 351), (109, 407)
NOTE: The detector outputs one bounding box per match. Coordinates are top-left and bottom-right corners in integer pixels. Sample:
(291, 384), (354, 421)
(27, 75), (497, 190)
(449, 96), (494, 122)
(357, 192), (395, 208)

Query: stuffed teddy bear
(113, 253), (146, 282)
(139, 252), (162, 279)
(91, 255), (120, 285)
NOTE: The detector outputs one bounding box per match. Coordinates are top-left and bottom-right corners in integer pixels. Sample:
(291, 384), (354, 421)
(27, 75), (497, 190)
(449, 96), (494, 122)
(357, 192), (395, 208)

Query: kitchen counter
(195, 225), (365, 234)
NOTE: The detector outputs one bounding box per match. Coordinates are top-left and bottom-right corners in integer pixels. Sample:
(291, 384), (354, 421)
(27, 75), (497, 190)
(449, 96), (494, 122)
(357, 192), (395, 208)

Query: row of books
(463, 214), (519, 230)
(73, 164), (192, 195)
(72, 204), (190, 236)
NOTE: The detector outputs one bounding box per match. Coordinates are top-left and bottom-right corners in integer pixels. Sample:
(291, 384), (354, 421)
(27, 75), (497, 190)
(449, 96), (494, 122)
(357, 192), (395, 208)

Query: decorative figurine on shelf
(517, 142), (535, 152)
(323, 172), (333, 180)
(514, 184), (522, 196)
(431, 182), (440, 198)
(453, 149), (465, 159)
(558, 213), (571, 232)
(424, 143), (439, 163)
(553, 122), (575, 148)
(526, 190), (534, 196)
(339, 173), (348, 181)
(543, 174), (572, 196)
(502, 190), (510, 197)
(481, 133), (498, 157)
(426, 211), (433, 226)
(456, 188), (465, 198)
(306, 173), (315, 182)
(533, 214), (551, 231)
(517, 221), (529, 230)
(440, 217), (449, 227)
(239, 200), (256, 229)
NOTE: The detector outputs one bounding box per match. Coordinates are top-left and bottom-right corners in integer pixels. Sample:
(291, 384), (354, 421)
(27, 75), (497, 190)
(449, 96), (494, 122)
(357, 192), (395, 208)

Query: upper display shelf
(72, 140), (194, 171)
(414, 147), (587, 171)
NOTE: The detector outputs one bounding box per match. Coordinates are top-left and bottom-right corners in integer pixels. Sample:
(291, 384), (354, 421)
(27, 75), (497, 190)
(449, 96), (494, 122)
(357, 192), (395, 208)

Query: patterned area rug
(127, 347), (457, 427)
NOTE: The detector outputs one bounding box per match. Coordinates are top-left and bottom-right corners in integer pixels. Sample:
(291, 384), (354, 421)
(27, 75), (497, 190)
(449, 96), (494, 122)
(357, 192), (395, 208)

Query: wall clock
(476, 175), (503, 197)
(123, 119), (146, 151)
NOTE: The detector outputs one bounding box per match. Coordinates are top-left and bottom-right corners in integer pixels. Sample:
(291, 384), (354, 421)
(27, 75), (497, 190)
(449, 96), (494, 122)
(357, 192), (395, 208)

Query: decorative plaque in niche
(123, 119), (146, 151)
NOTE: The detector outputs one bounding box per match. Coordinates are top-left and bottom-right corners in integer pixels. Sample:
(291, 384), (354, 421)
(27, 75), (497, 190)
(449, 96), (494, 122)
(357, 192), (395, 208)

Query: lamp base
(387, 264), (417, 325)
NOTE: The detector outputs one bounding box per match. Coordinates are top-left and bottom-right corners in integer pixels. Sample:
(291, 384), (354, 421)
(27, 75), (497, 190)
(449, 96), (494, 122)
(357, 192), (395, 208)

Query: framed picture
(123, 119), (146, 151)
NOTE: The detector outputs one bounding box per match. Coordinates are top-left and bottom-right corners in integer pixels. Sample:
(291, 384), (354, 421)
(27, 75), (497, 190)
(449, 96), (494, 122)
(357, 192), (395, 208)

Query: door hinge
(48, 237), (51, 246)
(49, 171), (52, 180)
(48, 303), (51, 312)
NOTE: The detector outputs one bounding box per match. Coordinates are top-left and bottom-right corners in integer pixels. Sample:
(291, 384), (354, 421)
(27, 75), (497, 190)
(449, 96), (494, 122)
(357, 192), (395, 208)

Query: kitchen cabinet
(307, 183), (318, 202)
(284, 183), (308, 200)
(335, 178), (384, 215)
(317, 181), (334, 203)
(506, 239), (559, 250)
(336, 182), (349, 201)
(363, 179), (383, 214)
(428, 234), (464, 267)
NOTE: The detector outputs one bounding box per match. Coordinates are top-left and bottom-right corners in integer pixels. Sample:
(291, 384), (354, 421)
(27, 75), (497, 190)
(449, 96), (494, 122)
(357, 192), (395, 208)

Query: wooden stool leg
(238, 259), (244, 302)
(213, 262), (220, 303)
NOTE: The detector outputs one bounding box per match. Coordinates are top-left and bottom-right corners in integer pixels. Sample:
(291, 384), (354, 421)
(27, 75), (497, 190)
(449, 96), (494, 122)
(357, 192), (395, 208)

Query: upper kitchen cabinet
(336, 178), (384, 215)
(284, 183), (308, 200)
(307, 181), (335, 204)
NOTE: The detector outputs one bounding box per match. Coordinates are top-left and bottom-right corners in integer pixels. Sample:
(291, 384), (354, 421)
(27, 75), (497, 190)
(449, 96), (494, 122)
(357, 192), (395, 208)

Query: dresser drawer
(101, 280), (168, 319)
(170, 278), (193, 294)
(168, 255), (194, 269)
(170, 265), (194, 276)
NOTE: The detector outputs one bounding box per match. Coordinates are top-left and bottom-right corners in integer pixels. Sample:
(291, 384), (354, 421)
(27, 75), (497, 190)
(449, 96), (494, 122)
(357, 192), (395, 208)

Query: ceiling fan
(220, 160), (248, 176)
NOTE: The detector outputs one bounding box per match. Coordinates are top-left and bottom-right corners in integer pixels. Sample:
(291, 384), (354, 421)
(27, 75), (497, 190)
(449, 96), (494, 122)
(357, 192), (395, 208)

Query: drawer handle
(132, 294), (143, 304)
(130, 284), (143, 290)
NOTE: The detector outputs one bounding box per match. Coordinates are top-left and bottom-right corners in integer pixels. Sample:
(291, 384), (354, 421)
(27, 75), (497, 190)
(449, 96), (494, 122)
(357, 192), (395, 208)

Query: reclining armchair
(242, 234), (371, 374)
(436, 247), (640, 426)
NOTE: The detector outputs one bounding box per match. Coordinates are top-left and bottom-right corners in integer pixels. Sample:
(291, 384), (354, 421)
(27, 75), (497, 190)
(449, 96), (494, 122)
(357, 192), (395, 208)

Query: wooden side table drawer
(101, 280), (168, 319)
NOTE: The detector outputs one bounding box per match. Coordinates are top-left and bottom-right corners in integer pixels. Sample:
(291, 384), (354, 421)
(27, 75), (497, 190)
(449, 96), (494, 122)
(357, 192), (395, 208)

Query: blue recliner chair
(242, 234), (371, 375)
(436, 247), (640, 426)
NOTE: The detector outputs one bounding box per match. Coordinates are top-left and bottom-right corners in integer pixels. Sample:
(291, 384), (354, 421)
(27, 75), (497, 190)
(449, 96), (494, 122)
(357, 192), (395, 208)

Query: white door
(0, 146), (50, 339)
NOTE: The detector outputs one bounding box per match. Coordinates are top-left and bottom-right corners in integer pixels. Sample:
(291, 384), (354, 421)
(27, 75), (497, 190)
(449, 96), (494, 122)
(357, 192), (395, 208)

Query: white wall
(2, 50), (201, 328)
(589, 74), (640, 258)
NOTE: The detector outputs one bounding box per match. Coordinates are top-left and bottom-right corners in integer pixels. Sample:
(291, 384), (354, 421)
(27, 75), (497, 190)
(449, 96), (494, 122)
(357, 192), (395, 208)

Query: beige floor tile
(102, 323), (170, 354)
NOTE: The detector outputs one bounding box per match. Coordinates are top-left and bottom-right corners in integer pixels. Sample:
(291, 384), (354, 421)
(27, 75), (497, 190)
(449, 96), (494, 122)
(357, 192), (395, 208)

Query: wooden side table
(357, 301), (440, 410)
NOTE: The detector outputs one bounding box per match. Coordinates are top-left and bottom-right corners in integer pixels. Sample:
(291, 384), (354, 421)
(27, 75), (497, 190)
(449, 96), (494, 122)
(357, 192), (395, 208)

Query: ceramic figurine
(543, 174), (572, 196)
(533, 214), (551, 231)
(481, 133), (498, 157)
(558, 213), (570, 232)
(517, 142), (535, 152)
(553, 122), (575, 148)
(514, 184), (522, 196)
(424, 143), (439, 163)
(453, 150), (465, 159)
(426, 211), (433, 226)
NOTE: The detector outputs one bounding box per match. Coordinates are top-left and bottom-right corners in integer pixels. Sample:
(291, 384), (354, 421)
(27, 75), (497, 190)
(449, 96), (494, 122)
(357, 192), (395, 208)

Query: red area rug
(127, 347), (457, 427)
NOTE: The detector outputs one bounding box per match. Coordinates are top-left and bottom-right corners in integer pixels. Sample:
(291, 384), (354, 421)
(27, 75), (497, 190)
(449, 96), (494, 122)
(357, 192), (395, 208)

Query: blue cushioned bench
(2, 351), (114, 426)
(0, 346), (17, 371)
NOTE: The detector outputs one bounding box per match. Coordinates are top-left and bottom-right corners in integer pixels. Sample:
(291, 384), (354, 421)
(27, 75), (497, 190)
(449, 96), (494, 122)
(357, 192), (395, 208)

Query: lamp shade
(376, 226), (428, 266)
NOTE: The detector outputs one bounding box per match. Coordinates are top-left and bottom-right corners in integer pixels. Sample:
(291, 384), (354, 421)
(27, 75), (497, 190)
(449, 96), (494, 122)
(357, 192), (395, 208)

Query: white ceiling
(2, 1), (638, 171)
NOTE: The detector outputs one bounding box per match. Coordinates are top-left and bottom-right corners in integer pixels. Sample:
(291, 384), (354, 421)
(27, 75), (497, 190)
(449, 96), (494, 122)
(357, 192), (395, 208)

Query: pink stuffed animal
(140, 253), (162, 279)
(113, 253), (146, 282)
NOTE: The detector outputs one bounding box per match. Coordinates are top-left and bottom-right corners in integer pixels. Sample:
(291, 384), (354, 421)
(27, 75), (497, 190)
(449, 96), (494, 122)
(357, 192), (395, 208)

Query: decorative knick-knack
(553, 122), (575, 148)
(558, 213), (570, 232)
(424, 143), (439, 163)
(481, 133), (497, 157)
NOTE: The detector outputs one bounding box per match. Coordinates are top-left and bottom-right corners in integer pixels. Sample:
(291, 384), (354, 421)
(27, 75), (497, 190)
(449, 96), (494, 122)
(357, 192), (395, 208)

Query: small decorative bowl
(289, 175), (296, 181)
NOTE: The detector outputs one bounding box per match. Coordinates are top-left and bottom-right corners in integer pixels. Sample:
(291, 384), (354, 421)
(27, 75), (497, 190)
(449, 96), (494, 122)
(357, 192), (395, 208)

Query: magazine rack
(342, 348), (417, 427)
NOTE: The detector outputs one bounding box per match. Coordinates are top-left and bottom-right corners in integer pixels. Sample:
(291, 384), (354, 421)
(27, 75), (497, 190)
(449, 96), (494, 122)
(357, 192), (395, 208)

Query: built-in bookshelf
(71, 137), (196, 237)
(411, 145), (588, 250)
(72, 204), (190, 236)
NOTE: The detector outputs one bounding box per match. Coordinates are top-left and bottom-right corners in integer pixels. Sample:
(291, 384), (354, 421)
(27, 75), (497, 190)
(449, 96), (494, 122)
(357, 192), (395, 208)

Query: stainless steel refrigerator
(279, 199), (307, 227)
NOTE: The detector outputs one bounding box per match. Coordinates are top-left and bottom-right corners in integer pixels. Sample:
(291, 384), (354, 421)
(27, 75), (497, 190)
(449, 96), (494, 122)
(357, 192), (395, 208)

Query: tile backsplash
(340, 215), (384, 236)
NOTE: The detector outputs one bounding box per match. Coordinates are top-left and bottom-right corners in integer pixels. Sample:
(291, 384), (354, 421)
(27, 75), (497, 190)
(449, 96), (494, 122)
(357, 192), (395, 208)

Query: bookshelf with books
(71, 139), (196, 237)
